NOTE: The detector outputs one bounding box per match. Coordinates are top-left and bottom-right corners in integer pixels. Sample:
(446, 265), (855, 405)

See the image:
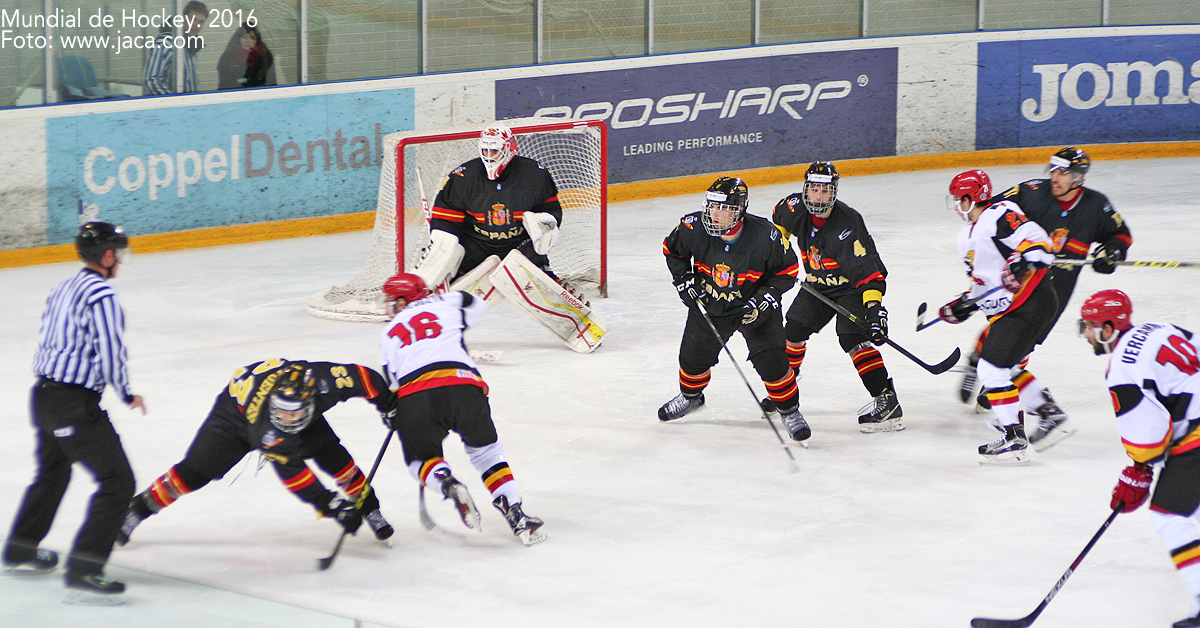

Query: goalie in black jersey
(116, 359), (397, 549)
(659, 176), (806, 440)
(771, 161), (903, 434)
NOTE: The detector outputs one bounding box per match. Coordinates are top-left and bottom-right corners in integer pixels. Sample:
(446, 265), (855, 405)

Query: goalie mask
(802, 161), (839, 215)
(268, 364), (317, 434)
(701, 176), (749, 237)
(947, 169), (992, 221)
(479, 124), (518, 180)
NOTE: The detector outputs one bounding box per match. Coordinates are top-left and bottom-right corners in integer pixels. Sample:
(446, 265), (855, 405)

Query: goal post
(306, 117), (608, 322)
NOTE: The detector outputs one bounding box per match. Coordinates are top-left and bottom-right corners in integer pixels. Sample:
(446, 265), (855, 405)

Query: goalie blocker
(489, 250), (609, 353)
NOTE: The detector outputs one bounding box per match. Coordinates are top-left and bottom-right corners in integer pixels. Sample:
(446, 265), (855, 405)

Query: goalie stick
(915, 287), (1004, 332)
(970, 504), (1122, 628)
(695, 300), (803, 468)
(800, 283), (960, 375)
(317, 428), (394, 570)
(418, 485), (467, 546)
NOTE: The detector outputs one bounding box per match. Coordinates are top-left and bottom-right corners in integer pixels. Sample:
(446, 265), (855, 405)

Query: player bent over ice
(378, 273), (545, 546)
(118, 360), (397, 546)
(410, 123), (607, 353)
(1079, 290), (1200, 628)
(659, 176), (805, 439)
(937, 170), (1064, 465)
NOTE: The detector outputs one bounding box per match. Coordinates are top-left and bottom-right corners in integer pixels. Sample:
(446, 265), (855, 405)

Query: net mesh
(306, 117), (606, 321)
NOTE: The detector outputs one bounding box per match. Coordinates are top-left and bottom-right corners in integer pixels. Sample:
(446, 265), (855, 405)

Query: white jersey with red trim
(955, 200), (1055, 317)
(1106, 322), (1200, 465)
(378, 291), (487, 387)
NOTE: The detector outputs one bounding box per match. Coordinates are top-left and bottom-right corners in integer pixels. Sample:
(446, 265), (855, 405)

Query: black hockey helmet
(803, 161), (839, 215)
(1049, 147), (1090, 177)
(702, 176), (749, 236)
(268, 363), (317, 434)
(76, 221), (129, 264)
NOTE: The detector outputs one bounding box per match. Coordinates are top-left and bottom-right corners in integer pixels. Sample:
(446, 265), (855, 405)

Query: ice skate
(781, 407), (811, 442)
(858, 379), (905, 433)
(365, 509), (394, 541)
(493, 496), (546, 546)
(760, 397), (777, 415)
(115, 507), (144, 547)
(1174, 608), (1200, 628)
(434, 469), (480, 530)
(658, 392), (704, 422)
(978, 423), (1029, 466)
(2, 548), (57, 575)
(63, 572), (125, 605)
(1028, 401), (1073, 452)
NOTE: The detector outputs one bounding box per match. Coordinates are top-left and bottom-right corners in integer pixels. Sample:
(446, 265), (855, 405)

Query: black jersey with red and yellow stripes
(663, 212), (799, 319)
(999, 180), (1131, 269)
(218, 359), (394, 461)
(772, 196), (887, 301)
(429, 155), (563, 258)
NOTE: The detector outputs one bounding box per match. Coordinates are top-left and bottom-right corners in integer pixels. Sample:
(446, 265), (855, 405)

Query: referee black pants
(5, 380), (134, 577)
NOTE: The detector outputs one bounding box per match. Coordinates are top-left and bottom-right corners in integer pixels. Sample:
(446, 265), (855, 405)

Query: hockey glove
(1001, 251), (1033, 292)
(379, 406), (396, 430)
(741, 293), (779, 329)
(938, 293), (978, 324)
(522, 212), (560, 256)
(865, 302), (888, 345)
(674, 276), (703, 307)
(1111, 462), (1153, 512)
(324, 497), (363, 534)
(1092, 240), (1126, 275)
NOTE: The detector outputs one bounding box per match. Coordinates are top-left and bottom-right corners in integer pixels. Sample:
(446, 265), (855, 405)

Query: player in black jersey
(659, 177), (805, 440)
(117, 360), (397, 549)
(955, 147), (1133, 438)
(772, 161), (903, 434)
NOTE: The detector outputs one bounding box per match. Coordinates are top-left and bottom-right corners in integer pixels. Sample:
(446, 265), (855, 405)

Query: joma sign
(1023, 60), (1200, 122)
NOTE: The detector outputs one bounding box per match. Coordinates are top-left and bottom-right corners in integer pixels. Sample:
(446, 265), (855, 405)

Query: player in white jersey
(1080, 290), (1200, 628)
(936, 170), (1062, 465)
(377, 272), (545, 545)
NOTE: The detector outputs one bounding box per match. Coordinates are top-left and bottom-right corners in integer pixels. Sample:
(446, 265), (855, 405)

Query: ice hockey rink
(1, 156), (1198, 628)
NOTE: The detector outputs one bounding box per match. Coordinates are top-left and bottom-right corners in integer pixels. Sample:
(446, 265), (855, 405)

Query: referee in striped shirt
(3, 222), (144, 603)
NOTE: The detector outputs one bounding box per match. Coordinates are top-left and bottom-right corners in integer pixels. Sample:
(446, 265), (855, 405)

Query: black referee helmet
(76, 221), (129, 263)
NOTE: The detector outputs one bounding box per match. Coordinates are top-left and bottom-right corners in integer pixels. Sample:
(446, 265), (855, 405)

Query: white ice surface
(1, 158), (1198, 628)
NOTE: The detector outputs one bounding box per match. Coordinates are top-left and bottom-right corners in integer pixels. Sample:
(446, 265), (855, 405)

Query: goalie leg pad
(412, 229), (465, 290)
(489, 250), (609, 353)
(448, 255), (504, 307)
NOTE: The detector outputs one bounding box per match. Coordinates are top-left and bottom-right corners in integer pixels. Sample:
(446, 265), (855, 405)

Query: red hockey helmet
(382, 273), (430, 304)
(947, 170), (992, 220)
(1080, 289), (1133, 333)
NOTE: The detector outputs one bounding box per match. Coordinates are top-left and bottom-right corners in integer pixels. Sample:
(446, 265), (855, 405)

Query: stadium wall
(1, 24), (1197, 267)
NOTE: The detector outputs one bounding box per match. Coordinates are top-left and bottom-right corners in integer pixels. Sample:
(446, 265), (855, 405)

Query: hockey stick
(1052, 259), (1200, 269)
(970, 505), (1123, 628)
(317, 429), (394, 571)
(694, 300), (803, 468)
(418, 485), (467, 546)
(915, 287), (1004, 332)
(415, 166), (432, 225)
(800, 283), (960, 374)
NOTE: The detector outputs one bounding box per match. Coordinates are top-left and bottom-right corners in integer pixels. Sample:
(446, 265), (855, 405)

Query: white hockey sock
(1152, 509), (1200, 610)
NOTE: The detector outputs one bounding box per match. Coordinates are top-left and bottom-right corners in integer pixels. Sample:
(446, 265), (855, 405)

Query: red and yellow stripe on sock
(147, 466), (195, 512)
(786, 341), (807, 373)
(680, 368), (710, 396)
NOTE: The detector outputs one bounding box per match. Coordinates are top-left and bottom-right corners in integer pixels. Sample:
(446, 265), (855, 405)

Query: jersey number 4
(1157, 335), (1200, 376)
(388, 312), (443, 347)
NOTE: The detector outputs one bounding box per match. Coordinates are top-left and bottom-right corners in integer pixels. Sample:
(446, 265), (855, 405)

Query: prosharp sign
(495, 50), (897, 184)
(977, 34), (1200, 149)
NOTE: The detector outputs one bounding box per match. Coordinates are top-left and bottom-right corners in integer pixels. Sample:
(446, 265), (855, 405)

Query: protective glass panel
(759, 0), (860, 46)
(426, 0), (533, 74)
(543, 0), (645, 63)
(867, 0), (977, 37)
(308, 0), (418, 82)
(654, 0), (750, 54)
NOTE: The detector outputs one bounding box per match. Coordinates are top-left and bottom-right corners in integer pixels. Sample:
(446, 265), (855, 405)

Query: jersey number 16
(387, 312), (443, 347)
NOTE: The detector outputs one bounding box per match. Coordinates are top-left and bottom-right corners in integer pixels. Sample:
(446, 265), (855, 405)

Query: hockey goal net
(306, 117), (608, 322)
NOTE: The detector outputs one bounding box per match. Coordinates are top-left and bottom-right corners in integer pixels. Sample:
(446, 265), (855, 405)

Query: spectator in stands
(217, 23), (277, 90)
(143, 1), (209, 95)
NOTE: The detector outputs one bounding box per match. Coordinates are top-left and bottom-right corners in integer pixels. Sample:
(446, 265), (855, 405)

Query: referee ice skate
(3, 222), (145, 605)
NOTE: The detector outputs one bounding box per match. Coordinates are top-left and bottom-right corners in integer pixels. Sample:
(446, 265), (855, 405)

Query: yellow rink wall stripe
(3, 141), (1198, 270)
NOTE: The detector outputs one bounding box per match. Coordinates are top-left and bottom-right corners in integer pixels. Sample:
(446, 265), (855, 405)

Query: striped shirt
(32, 268), (135, 402)
(143, 34), (198, 95)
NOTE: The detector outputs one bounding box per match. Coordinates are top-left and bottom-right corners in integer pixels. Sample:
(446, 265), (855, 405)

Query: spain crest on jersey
(489, 204), (511, 226)
(807, 246), (823, 270)
(714, 263), (733, 287)
(1049, 227), (1069, 254)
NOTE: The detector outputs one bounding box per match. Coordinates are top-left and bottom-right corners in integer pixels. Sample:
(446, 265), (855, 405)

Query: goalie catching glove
(938, 293), (978, 324)
(522, 212), (560, 256)
(741, 292), (779, 328)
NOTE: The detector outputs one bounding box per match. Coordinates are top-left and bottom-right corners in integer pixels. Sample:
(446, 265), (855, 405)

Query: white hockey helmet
(479, 124), (518, 180)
